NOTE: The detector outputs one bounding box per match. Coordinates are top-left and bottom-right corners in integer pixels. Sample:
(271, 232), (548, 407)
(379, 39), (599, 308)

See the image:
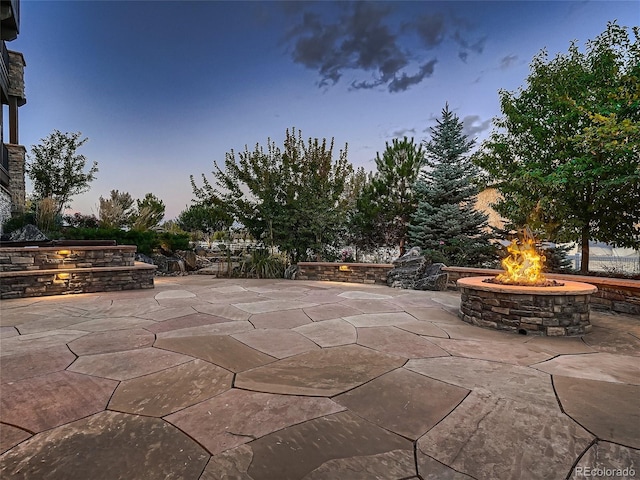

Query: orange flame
(495, 228), (547, 286)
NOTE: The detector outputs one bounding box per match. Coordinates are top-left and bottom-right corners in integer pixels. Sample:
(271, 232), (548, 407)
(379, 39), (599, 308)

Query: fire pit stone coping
(457, 276), (598, 337)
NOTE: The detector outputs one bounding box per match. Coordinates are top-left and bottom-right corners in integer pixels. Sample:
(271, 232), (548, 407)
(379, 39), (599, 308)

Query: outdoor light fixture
(339, 265), (351, 272)
(57, 250), (71, 256)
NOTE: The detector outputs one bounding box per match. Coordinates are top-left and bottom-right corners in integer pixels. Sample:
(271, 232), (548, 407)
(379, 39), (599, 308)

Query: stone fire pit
(457, 276), (597, 336)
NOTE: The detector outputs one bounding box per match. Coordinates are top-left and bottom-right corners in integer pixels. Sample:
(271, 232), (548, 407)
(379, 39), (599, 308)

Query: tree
(409, 104), (494, 266)
(343, 167), (383, 260)
(191, 128), (353, 263)
(474, 23), (640, 273)
(370, 137), (425, 255)
(131, 193), (165, 231)
(177, 202), (233, 245)
(98, 190), (134, 229)
(26, 130), (98, 215)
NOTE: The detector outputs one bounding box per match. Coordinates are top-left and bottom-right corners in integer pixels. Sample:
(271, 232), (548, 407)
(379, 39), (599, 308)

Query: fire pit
(457, 228), (597, 336)
(457, 277), (596, 336)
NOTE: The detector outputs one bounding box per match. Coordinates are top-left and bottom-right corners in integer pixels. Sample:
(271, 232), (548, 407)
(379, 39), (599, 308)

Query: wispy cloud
(499, 54), (518, 70)
(462, 115), (492, 138)
(390, 127), (417, 138)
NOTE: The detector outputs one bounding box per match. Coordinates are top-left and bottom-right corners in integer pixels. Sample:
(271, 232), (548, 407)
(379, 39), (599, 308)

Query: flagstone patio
(1, 276), (638, 479)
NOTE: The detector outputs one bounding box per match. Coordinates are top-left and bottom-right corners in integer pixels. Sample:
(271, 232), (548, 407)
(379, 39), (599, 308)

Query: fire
(495, 228), (547, 286)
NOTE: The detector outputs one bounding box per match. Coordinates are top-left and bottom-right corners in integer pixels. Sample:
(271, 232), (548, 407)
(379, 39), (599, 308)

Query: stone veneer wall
(459, 285), (592, 336)
(444, 267), (640, 316)
(0, 187), (12, 235)
(0, 245), (156, 299)
(296, 262), (393, 285)
(1, 265), (156, 299)
(0, 246), (135, 272)
(6, 144), (25, 215)
(7, 50), (26, 99)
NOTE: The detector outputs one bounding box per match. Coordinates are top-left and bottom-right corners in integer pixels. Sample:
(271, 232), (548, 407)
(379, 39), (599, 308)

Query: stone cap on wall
(298, 262), (393, 268)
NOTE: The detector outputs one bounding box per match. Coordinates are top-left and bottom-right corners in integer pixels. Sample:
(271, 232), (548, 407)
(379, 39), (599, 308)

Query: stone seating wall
(0, 245), (156, 299)
(0, 245), (135, 272)
(296, 262), (392, 285)
(294, 262), (639, 316)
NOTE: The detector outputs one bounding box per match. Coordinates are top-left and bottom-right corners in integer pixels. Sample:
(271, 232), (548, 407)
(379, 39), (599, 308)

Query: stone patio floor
(1, 276), (638, 479)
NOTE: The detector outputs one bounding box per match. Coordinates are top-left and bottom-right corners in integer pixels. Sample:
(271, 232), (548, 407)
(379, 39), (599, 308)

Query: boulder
(150, 253), (185, 274)
(9, 224), (48, 242)
(176, 250), (198, 271)
(414, 263), (448, 291)
(135, 253), (155, 265)
(387, 247), (448, 291)
(387, 247), (428, 289)
(284, 264), (298, 280)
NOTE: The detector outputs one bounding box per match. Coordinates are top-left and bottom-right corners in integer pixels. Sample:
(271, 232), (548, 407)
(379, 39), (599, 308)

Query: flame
(495, 228), (547, 286)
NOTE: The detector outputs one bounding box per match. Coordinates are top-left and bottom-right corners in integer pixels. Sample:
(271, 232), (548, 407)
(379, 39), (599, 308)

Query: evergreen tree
(370, 137), (425, 256)
(409, 104), (495, 266)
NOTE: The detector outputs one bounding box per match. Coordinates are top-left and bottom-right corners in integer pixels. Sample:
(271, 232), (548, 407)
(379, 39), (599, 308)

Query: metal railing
(0, 41), (9, 99)
(568, 253), (640, 275)
(0, 143), (9, 187)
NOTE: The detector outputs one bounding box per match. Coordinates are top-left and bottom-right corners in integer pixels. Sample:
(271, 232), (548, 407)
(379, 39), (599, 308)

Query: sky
(7, 0), (639, 221)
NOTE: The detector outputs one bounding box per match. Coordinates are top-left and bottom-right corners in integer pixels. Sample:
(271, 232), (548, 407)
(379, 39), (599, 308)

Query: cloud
(287, 3), (410, 90)
(413, 13), (446, 48)
(499, 54), (518, 70)
(285, 3), (486, 93)
(388, 59), (437, 93)
(462, 115), (492, 138)
(391, 127), (417, 138)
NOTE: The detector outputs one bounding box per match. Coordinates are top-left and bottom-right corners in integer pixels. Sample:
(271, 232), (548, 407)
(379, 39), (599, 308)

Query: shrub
(2, 212), (36, 236)
(242, 249), (286, 278)
(35, 197), (59, 233)
(57, 227), (188, 255)
(63, 212), (99, 228)
(157, 231), (190, 253)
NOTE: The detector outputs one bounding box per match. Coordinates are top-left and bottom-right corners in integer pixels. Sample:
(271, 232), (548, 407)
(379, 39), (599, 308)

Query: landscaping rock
(151, 253), (185, 274)
(387, 247), (428, 289)
(176, 250), (198, 271)
(135, 253), (155, 265)
(387, 248), (448, 291)
(8, 224), (48, 242)
(414, 263), (448, 291)
(284, 265), (298, 280)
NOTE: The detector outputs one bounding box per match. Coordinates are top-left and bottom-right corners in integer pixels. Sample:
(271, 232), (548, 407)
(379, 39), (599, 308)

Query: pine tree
(409, 104), (495, 266)
(370, 137), (425, 256)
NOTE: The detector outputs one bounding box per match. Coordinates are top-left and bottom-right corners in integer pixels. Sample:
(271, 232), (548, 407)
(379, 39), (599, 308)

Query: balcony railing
(0, 41), (8, 100)
(0, 144), (9, 188)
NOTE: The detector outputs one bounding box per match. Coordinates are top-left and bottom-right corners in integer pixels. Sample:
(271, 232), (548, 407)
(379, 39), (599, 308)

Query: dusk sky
(9, 1), (639, 221)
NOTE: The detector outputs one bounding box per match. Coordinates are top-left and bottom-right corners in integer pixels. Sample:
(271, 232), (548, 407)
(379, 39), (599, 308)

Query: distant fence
(568, 254), (640, 275)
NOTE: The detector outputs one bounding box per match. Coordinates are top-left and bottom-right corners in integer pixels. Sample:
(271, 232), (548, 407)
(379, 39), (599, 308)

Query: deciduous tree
(26, 130), (98, 215)
(474, 23), (640, 273)
(177, 202), (232, 245)
(192, 128), (353, 263)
